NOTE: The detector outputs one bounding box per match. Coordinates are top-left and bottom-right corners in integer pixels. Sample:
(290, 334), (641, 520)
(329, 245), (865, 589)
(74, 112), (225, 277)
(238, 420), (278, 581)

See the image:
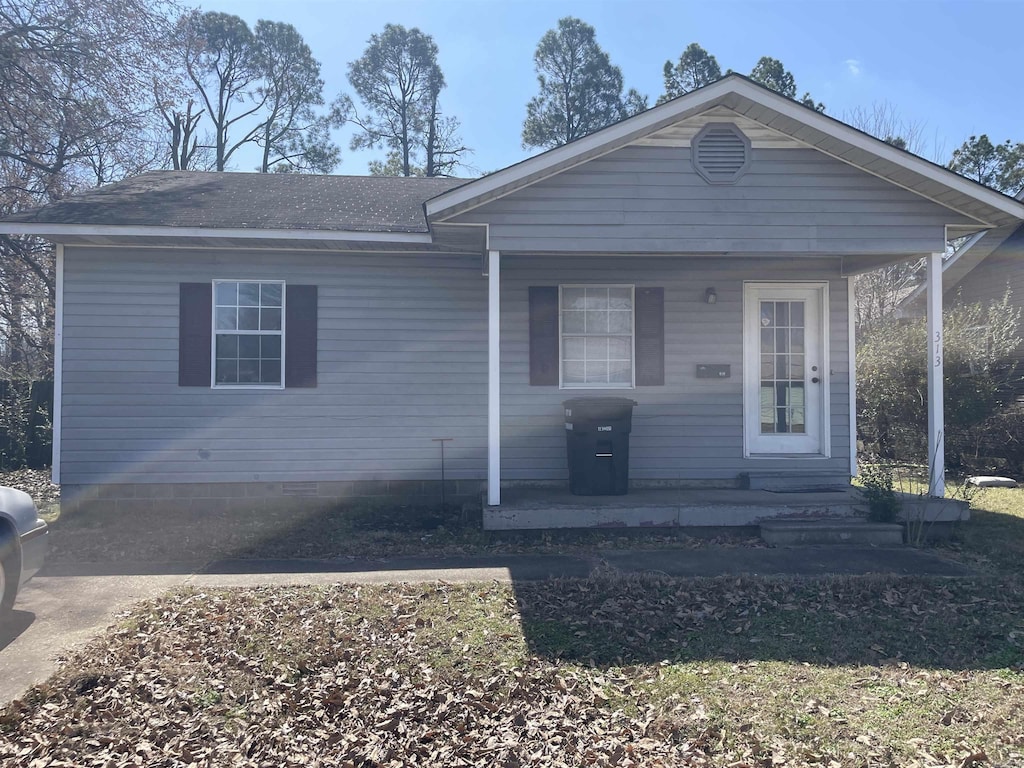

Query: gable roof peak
(426, 74), (1024, 228)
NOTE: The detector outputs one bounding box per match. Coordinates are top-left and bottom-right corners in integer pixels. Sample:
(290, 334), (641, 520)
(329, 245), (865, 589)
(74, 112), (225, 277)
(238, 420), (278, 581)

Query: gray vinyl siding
(61, 250), (850, 488)
(498, 256), (851, 481)
(952, 258), (1022, 308)
(949, 253), (1024, 360)
(451, 146), (972, 255)
(60, 247), (488, 485)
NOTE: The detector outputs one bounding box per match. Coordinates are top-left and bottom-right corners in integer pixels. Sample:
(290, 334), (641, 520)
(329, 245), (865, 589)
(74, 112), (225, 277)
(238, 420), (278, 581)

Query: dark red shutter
(285, 284), (317, 388)
(635, 287), (665, 386)
(179, 283), (212, 387)
(529, 286), (559, 385)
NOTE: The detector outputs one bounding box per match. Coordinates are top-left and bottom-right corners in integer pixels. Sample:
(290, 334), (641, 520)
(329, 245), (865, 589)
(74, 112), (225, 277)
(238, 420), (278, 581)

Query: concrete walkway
(0, 546), (974, 705)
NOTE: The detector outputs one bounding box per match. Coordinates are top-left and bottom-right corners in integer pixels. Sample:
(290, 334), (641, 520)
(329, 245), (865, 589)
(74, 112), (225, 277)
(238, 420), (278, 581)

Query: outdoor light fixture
(705, 287), (718, 304)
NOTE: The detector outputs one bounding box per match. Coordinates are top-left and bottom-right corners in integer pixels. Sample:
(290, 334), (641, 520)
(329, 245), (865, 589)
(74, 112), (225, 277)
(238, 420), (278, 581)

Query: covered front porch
(419, 77), (1024, 528)
(480, 249), (951, 519)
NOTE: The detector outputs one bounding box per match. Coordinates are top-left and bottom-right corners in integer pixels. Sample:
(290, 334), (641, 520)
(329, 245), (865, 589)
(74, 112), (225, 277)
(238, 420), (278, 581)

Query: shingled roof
(3, 171), (470, 233)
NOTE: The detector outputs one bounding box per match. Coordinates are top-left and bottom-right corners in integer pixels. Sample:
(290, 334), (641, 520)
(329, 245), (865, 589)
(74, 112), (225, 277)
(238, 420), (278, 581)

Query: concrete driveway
(0, 546), (974, 706)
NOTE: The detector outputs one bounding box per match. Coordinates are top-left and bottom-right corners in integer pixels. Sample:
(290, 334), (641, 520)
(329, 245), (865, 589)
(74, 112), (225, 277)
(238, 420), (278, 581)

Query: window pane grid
(214, 281), (284, 387)
(758, 300), (806, 434)
(560, 286), (633, 387)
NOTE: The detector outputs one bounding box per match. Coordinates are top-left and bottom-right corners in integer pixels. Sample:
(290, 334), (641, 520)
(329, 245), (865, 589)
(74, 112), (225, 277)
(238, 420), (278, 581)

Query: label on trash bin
(565, 423), (573, 430)
(597, 425), (612, 431)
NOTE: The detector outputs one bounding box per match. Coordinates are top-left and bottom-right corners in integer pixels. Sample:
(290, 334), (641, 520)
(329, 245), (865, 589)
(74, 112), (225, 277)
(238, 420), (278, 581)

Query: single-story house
(4, 74), (1024, 528)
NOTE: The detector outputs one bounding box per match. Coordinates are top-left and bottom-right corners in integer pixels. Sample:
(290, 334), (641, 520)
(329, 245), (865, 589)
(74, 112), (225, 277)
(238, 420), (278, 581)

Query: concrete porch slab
(484, 486), (865, 531)
(899, 495), (970, 523)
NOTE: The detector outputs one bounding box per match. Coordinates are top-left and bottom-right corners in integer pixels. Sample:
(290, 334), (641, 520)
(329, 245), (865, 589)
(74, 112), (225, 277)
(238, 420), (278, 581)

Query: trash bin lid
(563, 397), (638, 421)
(563, 397), (638, 409)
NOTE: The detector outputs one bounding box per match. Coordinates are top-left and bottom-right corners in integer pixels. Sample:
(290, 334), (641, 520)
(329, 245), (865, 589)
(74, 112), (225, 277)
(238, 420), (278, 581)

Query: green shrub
(857, 290), (1022, 473)
(858, 463), (901, 522)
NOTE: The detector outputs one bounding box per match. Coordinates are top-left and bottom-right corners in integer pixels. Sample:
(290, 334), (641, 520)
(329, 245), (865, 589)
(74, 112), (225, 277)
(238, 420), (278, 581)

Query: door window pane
(758, 299), (807, 435)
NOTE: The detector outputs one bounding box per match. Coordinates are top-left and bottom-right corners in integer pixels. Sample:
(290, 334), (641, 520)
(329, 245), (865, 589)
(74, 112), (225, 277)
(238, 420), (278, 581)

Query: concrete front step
(760, 519), (904, 546)
(742, 470), (852, 491)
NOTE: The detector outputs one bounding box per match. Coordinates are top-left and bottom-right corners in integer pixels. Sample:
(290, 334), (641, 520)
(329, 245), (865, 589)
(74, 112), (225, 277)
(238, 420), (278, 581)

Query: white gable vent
(692, 123), (751, 184)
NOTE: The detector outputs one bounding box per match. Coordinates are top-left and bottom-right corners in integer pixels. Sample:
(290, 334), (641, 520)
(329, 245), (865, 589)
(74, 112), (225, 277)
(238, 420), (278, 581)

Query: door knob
(811, 377), (820, 384)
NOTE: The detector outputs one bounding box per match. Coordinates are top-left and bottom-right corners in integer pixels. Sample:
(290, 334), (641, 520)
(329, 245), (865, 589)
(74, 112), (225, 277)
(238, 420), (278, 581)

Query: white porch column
(487, 249), (501, 506)
(926, 252), (945, 497)
(52, 244), (64, 485)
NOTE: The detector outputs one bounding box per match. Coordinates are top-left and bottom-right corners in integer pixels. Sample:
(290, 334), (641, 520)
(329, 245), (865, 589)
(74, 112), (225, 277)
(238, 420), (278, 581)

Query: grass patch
(3, 575), (1024, 766)
(946, 486), (1024, 572)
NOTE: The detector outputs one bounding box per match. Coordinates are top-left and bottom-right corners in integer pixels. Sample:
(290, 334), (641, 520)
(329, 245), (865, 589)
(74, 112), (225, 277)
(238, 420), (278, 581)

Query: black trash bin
(563, 397), (638, 496)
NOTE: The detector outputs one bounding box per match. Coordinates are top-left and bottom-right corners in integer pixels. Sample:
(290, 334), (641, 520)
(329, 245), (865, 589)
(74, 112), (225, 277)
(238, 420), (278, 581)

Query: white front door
(743, 283), (829, 456)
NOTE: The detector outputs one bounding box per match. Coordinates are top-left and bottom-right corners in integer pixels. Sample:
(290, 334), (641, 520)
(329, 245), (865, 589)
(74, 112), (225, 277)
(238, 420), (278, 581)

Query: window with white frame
(560, 285), (634, 388)
(213, 280), (284, 387)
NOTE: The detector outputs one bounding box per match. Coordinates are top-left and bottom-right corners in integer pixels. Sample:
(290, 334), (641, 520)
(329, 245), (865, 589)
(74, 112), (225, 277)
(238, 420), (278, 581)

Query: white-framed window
(559, 285), (635, 388)
(212, 280), (285, 388)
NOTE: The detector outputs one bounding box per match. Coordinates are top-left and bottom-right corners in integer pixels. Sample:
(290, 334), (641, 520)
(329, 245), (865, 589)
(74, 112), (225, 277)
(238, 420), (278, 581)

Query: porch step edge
(760, 520), (904, 546)
(741, 471), (853, 491)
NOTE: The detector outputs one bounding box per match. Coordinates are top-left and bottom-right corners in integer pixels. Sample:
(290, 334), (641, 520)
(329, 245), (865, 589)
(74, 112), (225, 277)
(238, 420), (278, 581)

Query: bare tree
(0, 0), (176, 377)
(844, 101), (930, 157)
(178, 11), (266, 172)
(156, 94), (215, 171)
(854, 259), (925, 330)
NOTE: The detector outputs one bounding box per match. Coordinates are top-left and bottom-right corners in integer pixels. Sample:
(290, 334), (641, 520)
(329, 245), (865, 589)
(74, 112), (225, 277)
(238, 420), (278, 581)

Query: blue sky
(211, 0), (1021, 176)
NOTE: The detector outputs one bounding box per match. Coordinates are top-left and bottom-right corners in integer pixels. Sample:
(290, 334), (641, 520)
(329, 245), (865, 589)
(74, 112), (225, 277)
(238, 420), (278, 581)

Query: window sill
(211, 384), (285, 391)
(560, 384), (635, 390)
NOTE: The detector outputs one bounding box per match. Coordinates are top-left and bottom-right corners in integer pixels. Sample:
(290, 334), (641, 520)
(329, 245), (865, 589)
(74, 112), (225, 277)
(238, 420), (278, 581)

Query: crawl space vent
(692, 123), (751, 184)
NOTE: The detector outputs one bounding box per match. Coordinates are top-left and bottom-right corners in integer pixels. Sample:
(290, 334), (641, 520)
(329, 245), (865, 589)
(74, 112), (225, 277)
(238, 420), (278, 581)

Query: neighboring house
(951, 224), (1024, 316)
(900, 190), (1024, 357)
(3, 75), (1023, 528)
(901, 186), (1024, 319)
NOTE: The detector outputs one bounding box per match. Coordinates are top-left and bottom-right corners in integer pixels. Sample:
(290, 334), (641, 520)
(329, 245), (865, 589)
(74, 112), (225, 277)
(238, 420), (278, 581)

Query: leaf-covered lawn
(4, 573), (1024, 767)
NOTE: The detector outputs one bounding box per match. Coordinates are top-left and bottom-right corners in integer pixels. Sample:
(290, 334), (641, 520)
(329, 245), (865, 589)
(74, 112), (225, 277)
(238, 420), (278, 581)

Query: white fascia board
(0, 222), (434, 244)
(767, 104), (1024, 224)
(426, 76), (1024, 225)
